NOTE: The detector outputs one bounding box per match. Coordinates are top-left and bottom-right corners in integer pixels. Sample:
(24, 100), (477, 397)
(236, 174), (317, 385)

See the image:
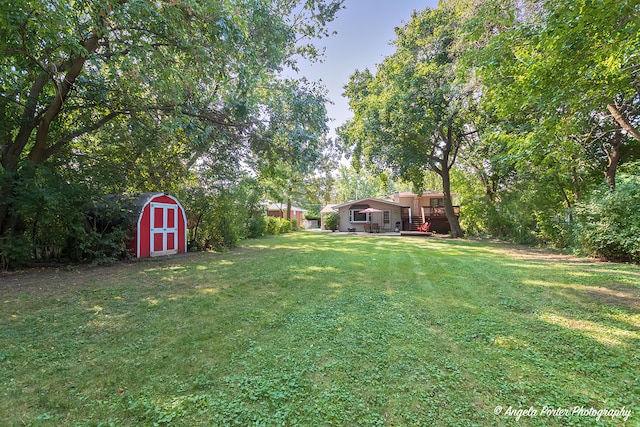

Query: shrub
(0, 164), (130, 269)
(324, 212), (339, 231)
(181, 181), (264, 251)
(290, 218), (299, 231)
(207, 192), (247, 250)
(247, 216), (266, 238)
(279, 218), (291, 233)
(533, 211), (571, 248)
(264, 216), (281, 235)
(264, 217), (293, 235)
(573, 173), (640, 263)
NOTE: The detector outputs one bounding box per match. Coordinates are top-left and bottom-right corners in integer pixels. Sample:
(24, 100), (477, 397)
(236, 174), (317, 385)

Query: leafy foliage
(435, 0), (639, 253)
(0, 0), (343, 266)
(331, 165), (407, 203)
(323, 212), (339, 231)
(181, 179), (264, 251)
(264, 216), (292, 235)
(340, 5), (478, 237)
(246, 216), (267, 239)
(574, 171), (640, 262)
(0, 164), (128, 269)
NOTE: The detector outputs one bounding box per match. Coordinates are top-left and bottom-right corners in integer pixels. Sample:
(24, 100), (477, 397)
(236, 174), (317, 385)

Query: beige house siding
(320, 192), (458, 233)
(335, 199), (407, 232)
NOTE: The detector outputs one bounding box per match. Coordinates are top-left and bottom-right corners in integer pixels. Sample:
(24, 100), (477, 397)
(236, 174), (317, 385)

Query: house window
(383, 211), (390, 225)
(430, 198), (444, 207)
(349, 210), (369, 223)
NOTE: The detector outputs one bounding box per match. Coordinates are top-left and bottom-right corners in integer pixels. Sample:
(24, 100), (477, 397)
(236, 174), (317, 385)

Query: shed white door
(150, 203), (178, 256)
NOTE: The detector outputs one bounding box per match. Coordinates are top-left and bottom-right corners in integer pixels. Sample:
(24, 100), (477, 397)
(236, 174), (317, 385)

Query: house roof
(266, 202), (307, 212)
(320, 204), (339, 214)
(395, 191), (445, 197)
(331, 198), (409, 209)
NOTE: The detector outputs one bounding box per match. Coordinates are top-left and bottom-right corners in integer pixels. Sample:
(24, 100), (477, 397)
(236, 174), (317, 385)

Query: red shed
(128, 192), (187, 258)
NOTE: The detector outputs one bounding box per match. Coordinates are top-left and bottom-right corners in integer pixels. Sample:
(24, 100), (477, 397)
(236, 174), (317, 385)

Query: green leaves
(0, 0), (340, 175)
(1, 0), (344, 265)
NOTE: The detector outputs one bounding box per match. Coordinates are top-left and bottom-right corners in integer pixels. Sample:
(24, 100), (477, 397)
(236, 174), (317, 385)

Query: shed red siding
(127, 193), (187, 258)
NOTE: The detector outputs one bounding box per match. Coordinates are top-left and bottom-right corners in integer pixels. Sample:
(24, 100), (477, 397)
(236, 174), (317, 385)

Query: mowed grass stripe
(1, 232), (638, 426)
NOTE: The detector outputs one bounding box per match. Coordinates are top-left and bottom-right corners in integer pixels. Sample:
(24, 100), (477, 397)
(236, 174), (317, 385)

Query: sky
(288, 0), (440, 139)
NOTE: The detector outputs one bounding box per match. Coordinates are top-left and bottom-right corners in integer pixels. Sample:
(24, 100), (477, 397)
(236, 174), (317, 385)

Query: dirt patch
(570, 285), (640, 310)
(471, 238), (598, 264)
(0, 251), (206, 297)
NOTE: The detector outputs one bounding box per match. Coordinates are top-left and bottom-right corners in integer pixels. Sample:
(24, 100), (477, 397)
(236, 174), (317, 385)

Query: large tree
(475, 0), (640, 190)
(0, 0), (344, 267)
(252, 78), (331, 219)
(0, 0), (343, 240)
(340, 5), (476, 237)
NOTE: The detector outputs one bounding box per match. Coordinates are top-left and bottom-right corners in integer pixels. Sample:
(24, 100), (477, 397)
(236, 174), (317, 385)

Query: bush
(246, 216), (266, 238)
(279, 218), (291, 233)
(264, 216), (293, 235)
(182, 181), (264, 251)
(75, 227), (130, 265)
(324, 212), (339, 231)
(290, 218), (299, 231)
(206, 191), (247, 250)
(264, 216), (280, 235)
(533, 211), (571, 248)
(573, 173), (640, 262)
(0, 164), (129, 269)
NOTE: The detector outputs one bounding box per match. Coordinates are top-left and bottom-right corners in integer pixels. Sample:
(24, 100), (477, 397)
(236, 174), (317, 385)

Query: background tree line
(2, 0), (639, 269)
(339, 0), (640, 261)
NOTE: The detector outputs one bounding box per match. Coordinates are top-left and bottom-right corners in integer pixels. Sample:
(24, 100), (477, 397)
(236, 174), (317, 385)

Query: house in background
(391, 191), (460, 234)
(331, 198), (408, 232)
(265, 202), (307, 224)
(323, 191), (460, 234)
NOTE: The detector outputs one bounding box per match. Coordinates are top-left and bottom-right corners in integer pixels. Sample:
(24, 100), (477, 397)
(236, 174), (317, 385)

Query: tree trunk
(440, 164), (464, 238)
(605, 125), (623, 191)
(285, 185), (293, 221)
(0, 163), (25, 239)
(1, 35), (101, 241)
(0, 181), (13, 237)
(433, 126), (464, 238)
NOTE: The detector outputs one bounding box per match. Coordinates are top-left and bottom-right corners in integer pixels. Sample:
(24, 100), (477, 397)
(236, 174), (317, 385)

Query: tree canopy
(340, 5), (476, 237)
(339, 0), (639, 256)
(0, 0), (344, 267)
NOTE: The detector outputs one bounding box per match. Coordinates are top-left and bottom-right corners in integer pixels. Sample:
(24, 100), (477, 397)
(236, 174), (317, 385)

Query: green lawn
(1, 232), (638, 426)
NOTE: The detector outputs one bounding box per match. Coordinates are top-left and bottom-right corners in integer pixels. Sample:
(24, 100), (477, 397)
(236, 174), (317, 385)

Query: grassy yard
(1, 232), (639, 426)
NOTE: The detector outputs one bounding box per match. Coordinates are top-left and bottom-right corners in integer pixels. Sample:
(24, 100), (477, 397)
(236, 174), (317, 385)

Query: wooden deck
(400, 231), (435, 237)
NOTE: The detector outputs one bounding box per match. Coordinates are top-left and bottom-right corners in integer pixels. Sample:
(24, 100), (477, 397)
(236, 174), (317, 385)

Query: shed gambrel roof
(88, 192), (176, 228)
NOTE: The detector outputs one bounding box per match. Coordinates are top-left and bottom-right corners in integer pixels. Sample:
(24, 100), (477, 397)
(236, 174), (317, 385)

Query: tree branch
(607, 103), (640, 142)
(29, 35), (101, 164)
(4, 72), (49, 170)
(44, 110), (123, 159)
